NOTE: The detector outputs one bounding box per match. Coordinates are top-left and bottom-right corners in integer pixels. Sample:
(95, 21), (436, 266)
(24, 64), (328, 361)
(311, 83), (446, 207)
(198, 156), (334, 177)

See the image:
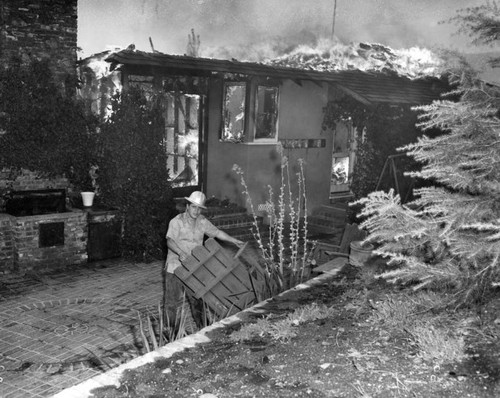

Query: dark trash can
(86, 207), (122, 261)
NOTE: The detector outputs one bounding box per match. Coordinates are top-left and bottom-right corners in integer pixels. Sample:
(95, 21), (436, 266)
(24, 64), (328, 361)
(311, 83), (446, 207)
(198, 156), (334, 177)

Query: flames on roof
(261, 40), (445, 80)
(82, 39), (446, 82)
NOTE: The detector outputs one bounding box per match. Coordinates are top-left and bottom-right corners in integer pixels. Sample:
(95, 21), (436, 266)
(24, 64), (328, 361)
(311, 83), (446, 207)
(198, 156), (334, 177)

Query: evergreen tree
(355, 3), (500, 305)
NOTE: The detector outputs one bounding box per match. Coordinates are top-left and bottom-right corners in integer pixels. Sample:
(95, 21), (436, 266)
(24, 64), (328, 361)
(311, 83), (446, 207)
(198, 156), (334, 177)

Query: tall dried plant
(233, 164), (283, 294)
(233, 149), (315, 295)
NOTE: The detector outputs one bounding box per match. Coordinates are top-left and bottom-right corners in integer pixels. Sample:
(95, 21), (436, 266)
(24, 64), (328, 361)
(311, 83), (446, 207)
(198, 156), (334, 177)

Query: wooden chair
(312, 223), (367, 274)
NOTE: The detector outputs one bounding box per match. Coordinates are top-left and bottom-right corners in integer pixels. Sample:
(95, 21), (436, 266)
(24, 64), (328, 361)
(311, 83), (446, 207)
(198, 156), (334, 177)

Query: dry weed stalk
(232, 149), (315, 295)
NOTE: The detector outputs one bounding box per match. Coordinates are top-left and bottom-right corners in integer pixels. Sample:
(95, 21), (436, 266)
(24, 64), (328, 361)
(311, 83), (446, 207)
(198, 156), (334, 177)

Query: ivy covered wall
(0, 0), (78, 91)
(0, 61), (99, 208)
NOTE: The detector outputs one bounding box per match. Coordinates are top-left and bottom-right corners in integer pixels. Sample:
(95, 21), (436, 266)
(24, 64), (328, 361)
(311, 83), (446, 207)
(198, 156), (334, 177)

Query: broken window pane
(331, 156), (349, 186)
(255, 85), (279, 140)
(221, 82), (246, 143)
(164, 92), (201, 188)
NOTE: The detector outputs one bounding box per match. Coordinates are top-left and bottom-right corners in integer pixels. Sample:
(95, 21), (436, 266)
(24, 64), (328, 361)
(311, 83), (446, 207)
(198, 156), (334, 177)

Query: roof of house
(105, 48), (449, 106)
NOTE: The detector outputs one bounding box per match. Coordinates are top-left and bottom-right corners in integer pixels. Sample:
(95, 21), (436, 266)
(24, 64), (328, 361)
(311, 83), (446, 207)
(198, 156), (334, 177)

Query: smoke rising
(78, 0), (488, 59)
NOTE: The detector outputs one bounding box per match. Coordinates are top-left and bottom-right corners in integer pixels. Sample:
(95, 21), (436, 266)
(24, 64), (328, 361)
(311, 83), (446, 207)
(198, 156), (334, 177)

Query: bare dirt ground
(90, 263), (500, 398)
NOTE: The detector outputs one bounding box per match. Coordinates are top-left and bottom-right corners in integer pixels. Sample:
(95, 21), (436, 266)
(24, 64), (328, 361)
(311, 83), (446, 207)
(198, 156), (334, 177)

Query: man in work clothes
(164, 191), (245, 330)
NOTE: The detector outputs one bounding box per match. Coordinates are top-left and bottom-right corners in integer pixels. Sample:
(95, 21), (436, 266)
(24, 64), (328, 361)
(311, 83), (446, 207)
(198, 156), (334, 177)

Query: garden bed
(89, 262), (500, 398)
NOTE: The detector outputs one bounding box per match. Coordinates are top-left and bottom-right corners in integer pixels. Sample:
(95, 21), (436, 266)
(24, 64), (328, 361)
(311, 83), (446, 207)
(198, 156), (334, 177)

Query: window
(220, 80), (279, 143)
(221, 82), (246, 143)
(254, 85), (279, 142)
(330, 120), (355, 195)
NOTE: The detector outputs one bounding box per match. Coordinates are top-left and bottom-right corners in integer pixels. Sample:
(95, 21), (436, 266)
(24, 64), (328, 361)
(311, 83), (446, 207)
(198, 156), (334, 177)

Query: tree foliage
(447, 1), (500, 68)
(0, 60), (177, 262)
(355, 28), (500, 304)
(447, 1), (500, 46)
(98, 87), (177, 261)
(0, 60), (99, 190)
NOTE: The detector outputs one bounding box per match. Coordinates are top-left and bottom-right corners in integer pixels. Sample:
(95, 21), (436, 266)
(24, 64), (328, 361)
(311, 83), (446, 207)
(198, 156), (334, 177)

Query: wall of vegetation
(0, 61), (177, 262)
(0, 60), (99, 199)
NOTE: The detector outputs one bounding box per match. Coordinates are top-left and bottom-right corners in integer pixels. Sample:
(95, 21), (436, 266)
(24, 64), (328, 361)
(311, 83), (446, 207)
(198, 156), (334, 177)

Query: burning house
(81, 41), (448, 221)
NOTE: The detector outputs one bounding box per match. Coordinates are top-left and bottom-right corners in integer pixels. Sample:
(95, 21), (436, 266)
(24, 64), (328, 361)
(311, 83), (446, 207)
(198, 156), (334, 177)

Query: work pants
(163, 270), (203, 332)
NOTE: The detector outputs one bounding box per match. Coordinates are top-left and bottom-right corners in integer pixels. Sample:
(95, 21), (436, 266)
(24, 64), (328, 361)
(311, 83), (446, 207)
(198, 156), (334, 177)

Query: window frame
(252, 83), (280, 144)
(220, 77), (280, 144)
(220, 81), (247, 143)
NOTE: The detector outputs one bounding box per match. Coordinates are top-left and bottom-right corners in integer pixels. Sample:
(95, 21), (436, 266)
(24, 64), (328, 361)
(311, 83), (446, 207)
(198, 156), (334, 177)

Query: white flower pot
(81, 192), (95, 207)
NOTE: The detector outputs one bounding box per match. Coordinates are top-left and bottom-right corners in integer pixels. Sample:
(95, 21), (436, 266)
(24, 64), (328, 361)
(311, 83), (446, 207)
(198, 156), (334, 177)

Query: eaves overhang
(105, 50), (449, 105)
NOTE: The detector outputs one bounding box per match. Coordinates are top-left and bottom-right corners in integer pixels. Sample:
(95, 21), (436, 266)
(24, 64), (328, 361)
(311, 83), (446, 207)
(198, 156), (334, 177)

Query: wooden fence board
(182, 246), (217, 279)
(205, 239), (253, 292)
(174, 238), (264, 318)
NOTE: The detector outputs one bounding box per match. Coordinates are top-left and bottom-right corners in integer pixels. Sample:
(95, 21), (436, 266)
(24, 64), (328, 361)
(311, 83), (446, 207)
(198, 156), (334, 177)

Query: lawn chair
(312, 223), (366, 275)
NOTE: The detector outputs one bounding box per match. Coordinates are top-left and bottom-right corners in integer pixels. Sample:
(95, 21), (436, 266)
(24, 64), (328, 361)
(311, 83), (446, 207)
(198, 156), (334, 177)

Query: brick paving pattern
(0, 259), (163, 398)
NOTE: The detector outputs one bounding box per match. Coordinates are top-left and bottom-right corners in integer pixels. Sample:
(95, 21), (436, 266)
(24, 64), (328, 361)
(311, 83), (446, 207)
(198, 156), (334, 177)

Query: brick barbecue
(0, 189), (88, 273)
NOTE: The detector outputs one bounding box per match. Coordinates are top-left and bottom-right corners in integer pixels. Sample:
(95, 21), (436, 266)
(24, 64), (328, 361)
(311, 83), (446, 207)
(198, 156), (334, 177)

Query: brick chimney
(0, 0), (78, 92)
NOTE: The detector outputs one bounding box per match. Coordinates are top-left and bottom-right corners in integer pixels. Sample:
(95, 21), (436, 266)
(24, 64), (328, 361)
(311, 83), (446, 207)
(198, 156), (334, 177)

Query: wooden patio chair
(312, 223), (367, 274)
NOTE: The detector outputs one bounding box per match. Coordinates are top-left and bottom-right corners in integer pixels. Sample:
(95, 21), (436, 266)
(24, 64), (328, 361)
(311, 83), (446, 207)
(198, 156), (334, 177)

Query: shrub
(98, 87), (177, 261)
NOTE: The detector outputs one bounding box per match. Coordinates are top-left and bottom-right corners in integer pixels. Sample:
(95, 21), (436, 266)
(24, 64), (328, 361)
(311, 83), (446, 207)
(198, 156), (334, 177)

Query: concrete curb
(52, 270), (339, 398)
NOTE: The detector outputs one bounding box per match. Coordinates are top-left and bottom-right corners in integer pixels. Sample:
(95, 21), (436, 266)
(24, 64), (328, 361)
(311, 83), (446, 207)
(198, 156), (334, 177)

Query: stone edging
(51, 271), (339, 398)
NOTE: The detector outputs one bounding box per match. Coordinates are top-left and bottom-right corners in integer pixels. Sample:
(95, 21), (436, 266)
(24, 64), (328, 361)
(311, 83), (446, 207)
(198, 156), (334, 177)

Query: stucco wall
(205, 78), (333, 216)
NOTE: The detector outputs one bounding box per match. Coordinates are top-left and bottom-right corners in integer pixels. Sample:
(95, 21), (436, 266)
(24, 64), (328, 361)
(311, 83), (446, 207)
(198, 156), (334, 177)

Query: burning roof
(262, 40), (445, 80)
(78, 39), (449, 109)
(83, 39), (446, 83)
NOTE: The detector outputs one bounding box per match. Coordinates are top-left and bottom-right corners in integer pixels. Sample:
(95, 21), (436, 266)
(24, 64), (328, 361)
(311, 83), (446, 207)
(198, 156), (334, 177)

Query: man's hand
(179, 251), (189, 262)
(233, 241), (248, 259)
(167, 237), (189, 263)
(233, 239), (245, 248)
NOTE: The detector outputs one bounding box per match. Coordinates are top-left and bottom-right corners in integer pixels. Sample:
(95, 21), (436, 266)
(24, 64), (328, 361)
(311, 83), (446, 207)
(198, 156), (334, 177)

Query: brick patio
(0, 258), (163, 398)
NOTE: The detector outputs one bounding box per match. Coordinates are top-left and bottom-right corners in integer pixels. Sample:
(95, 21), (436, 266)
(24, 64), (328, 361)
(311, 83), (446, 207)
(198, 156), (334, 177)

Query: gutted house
(86, 44), (448, 220)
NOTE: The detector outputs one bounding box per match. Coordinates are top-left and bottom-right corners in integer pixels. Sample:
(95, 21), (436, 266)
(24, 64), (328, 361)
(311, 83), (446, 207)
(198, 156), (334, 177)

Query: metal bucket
(349, 241), (374, 267)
